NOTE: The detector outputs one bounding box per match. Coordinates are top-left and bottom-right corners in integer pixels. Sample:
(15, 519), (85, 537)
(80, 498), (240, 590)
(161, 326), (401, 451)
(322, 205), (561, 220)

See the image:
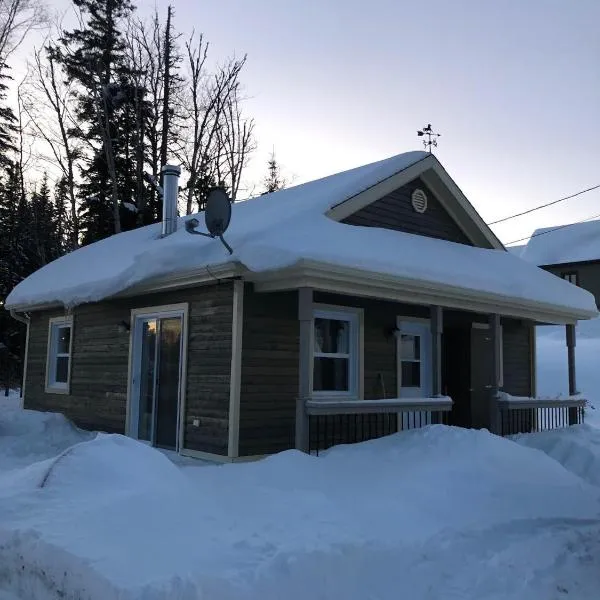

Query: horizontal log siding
(501, 319), (533, 397)
(238, 286), (299, 456)
(342, 177), (472, 245)
(25, 305), (130, 433)
(24, 282), (234, 456)
(183, 282), (233, 455)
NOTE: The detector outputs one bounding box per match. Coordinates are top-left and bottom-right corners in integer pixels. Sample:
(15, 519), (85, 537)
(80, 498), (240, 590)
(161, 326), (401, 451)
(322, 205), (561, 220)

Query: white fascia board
(250, 260), (596, 325)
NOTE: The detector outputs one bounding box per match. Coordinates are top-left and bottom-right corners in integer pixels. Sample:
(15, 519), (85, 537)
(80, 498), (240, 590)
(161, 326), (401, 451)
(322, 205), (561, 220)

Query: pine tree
(0, 62), (16, 168)
(54, 176), (74, 254)
(262, 149), (286, 194)
(53, 0), (137, 245)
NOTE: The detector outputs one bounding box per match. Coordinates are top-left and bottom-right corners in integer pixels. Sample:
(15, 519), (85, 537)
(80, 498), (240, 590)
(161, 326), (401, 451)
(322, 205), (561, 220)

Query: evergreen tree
(0, 62), (16, 167)
(53, 0), (138, 245)
(262, 149), (286, 194)
(54, 176), (74, 254)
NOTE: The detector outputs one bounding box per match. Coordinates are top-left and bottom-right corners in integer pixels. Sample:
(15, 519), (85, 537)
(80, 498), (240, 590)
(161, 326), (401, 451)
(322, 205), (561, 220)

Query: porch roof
(5, 152), (597, 324)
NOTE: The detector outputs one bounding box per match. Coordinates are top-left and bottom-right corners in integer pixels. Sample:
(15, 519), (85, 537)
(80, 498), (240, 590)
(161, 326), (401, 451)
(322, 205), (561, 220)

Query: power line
(488, 183), (600, 225)
(505, 211), (600, 246)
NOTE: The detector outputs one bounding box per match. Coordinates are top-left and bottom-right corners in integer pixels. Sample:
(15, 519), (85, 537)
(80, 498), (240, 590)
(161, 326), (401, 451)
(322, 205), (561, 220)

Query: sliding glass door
(130, 310), (184, 450)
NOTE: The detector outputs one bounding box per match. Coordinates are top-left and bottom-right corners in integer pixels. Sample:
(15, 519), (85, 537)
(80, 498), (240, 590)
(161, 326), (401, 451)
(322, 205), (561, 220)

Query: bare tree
(176, 31), (246, 214)
(215, 88), (255, 201)
(22, 44), (81, 248)
(124, 6), (182, 224)
(0, 0), (47, 64)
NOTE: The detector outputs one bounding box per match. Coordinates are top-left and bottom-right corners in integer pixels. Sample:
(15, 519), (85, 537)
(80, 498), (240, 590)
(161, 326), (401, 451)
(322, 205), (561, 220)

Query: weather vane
(417, 124), (441, 153)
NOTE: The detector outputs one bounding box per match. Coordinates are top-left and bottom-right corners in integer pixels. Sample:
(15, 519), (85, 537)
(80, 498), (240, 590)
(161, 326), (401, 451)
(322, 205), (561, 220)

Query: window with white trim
(47, 316), (73, 391)
(312, 308), (359, 396)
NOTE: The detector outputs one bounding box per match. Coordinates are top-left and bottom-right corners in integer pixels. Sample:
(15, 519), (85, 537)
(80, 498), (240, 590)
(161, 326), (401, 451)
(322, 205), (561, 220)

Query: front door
(397, 319), (432, 429)
(130, 312), (184, 450)
(470, 326), (495, 430)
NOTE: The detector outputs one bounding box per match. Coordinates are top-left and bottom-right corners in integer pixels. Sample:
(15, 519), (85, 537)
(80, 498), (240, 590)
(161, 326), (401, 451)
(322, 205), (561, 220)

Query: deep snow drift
(1, 397), (600, 600)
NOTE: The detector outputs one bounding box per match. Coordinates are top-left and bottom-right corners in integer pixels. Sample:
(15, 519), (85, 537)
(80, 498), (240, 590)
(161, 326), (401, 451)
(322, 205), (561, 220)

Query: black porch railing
(497, 395), (586, 436)
(304, 398), (453, 456)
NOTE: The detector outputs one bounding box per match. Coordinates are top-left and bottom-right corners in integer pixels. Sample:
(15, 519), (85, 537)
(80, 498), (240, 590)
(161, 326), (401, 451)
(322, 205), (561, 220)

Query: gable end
(342, 177), (473, 246)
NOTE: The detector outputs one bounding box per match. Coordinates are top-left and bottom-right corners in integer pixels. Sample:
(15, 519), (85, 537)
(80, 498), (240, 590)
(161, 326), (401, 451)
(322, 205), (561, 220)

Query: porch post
(431, 306), (443, 397)
(489, 314), (502, 435)
(566, 323), (578, 425)
(296, 287), (313, 452)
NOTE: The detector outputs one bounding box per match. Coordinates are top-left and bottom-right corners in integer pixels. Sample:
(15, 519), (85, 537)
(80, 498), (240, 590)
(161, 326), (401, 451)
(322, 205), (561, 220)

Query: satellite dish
(205, 187), (232, 236)
(184, 186), (233, 255)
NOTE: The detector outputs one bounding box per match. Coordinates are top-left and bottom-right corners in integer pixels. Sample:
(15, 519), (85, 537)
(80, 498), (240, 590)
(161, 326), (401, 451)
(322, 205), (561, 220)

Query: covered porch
(248, 262), (591, 454)
(291, 295), (586, 454)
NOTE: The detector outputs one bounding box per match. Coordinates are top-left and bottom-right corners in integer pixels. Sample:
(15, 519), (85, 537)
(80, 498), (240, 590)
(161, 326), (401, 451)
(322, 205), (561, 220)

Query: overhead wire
(488, 184), (600, 225)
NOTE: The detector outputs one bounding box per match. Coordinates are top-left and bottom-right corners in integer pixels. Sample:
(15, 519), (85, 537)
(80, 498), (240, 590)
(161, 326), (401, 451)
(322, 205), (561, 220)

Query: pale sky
(14, 0), (600, 245)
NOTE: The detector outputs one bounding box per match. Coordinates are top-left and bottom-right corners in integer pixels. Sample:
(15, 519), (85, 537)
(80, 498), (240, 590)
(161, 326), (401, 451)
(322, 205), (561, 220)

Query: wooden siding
(342, 177), (473, 245)
(502, 319), (533, 397)
(238, 286), (299, 456)
(24, 282), (234, 456)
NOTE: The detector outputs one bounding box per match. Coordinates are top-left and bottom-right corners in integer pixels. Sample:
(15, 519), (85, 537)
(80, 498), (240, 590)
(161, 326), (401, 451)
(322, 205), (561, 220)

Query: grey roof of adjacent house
(519, 219), (600, 267)
(5, 151), (598, 323)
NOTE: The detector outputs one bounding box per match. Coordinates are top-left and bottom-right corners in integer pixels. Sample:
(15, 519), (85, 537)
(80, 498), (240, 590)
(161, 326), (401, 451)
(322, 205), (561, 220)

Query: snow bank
(520, 218), (600, 266)
(2, 415), (600, 599)
(5, 152), (596, 320)
(515, 425), (600, 487)
(0, 402), (94, 472)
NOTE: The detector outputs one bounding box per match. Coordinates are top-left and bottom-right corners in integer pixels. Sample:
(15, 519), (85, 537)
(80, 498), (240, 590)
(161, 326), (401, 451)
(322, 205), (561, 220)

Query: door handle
(484, 385), (492, 389)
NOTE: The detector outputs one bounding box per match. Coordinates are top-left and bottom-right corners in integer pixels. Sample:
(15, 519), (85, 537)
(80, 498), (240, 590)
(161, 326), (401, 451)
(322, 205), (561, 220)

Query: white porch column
(431, 306), (443, 397)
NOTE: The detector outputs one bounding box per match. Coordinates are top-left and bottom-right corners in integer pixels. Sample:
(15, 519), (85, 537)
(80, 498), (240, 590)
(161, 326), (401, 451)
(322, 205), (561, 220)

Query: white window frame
(45, 315), (73, 394)
(311, 305), (363, 399)
(126, 303), (189, 453)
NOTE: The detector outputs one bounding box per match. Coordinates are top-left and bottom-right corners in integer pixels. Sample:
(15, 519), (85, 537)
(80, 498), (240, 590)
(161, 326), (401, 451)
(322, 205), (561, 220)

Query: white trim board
(250, 260), (593, 325)
(227, 280), (244, 459)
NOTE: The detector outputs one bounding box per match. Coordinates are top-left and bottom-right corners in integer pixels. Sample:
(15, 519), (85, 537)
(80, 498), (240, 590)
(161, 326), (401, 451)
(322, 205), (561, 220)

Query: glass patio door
(130, 312), (183, 450)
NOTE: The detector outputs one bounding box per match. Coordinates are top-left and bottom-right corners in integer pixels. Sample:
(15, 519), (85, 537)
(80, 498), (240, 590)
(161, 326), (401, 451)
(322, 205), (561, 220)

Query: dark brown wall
(342, 177), (473, 246)
(238, 286), (298, 456)
(501, 319), (533, 397)
(24, 282), (234, 455)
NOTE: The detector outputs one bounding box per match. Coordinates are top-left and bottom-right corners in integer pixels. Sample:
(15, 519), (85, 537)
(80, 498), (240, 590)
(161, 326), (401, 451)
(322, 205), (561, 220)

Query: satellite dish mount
(185, 186), (233, 254)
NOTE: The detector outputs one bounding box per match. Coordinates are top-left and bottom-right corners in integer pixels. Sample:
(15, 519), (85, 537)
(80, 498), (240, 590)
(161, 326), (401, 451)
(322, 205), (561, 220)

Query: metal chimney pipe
(161, 164), (181, 236)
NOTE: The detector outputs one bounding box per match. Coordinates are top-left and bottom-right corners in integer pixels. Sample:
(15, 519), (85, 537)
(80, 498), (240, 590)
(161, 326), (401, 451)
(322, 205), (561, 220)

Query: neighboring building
(517, 220), (600, 310)
(6, 152), (596, 461)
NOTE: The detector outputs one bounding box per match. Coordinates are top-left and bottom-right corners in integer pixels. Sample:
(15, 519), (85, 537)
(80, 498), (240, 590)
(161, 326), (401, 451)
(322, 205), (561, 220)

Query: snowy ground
(2, 388), (600, 599)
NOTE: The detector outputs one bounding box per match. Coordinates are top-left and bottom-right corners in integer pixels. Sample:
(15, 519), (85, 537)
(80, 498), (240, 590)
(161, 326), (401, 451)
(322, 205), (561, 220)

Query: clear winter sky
(15, 0), (600, 245)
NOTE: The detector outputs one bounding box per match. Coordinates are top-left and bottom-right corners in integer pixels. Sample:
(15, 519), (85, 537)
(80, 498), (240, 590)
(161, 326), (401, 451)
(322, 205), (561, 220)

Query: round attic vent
(411, 188), (428, 213)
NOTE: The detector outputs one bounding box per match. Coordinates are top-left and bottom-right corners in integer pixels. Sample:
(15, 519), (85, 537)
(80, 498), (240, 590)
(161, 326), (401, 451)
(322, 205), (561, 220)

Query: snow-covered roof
(519, 219), (600, 267)
(5, 151), (598, 322)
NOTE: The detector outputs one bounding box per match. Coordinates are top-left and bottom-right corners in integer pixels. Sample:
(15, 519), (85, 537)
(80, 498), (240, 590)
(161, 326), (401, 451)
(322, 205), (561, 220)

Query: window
(399, 333), (421, 388)
(562, 272), (578, 286)
(46, 316), (73, 392)
(312, 308), (360, 397)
